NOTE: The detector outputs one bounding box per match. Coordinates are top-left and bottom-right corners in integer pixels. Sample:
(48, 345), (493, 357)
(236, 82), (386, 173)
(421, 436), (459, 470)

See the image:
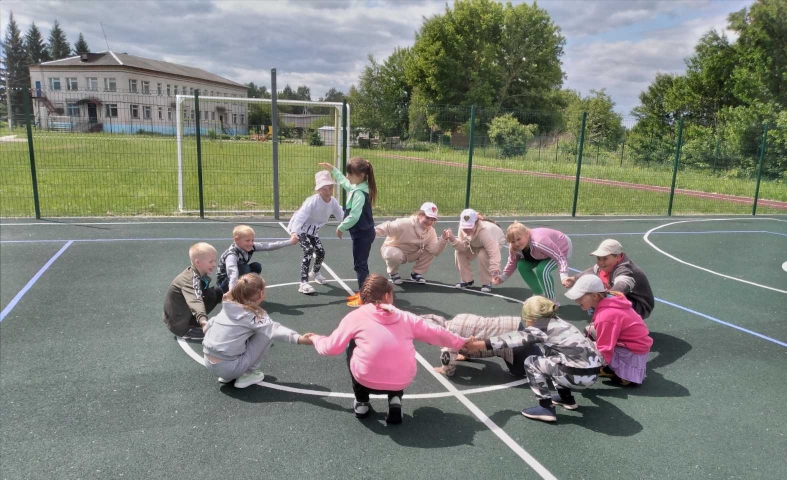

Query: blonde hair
(359, 274), (393, 305)
(233, 225), (255, 239)
(506, 221), (530, 243)
(227, 273), (267, 317)
(188, 242), (216, 263)
(521, 296), (558, 327)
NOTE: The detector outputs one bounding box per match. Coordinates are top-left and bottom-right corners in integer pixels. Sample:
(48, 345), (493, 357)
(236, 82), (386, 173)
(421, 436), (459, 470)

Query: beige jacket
(451, 220), (505, 271)
(375, 216), (449, 257)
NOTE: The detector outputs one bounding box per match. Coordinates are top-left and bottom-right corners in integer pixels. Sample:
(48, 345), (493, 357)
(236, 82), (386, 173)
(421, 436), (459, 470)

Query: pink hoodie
(593, 294), (653, 364)
(502, 227), (572, 280)
(312, 304), (467, 391)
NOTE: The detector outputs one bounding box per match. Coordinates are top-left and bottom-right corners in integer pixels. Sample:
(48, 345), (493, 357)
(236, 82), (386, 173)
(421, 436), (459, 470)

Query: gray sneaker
(234, 370), (265, 388)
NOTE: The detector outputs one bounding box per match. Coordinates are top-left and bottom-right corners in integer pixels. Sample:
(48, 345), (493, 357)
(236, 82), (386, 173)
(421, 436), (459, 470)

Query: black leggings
(346, 340), (403, 402)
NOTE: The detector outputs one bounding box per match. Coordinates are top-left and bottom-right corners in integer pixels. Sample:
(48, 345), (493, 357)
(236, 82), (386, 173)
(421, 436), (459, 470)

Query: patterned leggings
(298, 233), (325, 282)
(525, 356), (598, 400)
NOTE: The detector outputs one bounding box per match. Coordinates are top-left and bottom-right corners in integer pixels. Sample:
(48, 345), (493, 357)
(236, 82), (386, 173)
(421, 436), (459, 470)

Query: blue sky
(2, 0), (753, 116)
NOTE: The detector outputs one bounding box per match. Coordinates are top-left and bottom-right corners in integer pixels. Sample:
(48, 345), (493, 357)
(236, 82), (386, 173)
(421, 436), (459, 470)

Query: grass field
(1, 130), (784, 217)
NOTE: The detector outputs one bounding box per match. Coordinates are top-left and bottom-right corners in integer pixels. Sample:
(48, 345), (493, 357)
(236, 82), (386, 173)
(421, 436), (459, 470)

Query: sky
(1, 0), (753, 116)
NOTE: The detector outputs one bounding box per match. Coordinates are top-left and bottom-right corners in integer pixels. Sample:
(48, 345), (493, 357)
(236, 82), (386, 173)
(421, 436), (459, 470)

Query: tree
(72, 33), (90, 55)
(246, 82), (270, 99)
(47, 20), (71, 60)
(2, 12), (28, 123)
(24, 22), (50, 65)
(321, 88), (345, 102)
(349, 48), (413, 136)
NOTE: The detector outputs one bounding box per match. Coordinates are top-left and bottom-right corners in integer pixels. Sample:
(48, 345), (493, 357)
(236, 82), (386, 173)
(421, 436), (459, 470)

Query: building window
(105, 104), (118, 117)
(158, 106), (163, 119)
(173, 85), (178, 95)
(232, 113), (237, 124)
(141, 81), (150, 94)
(189, 87), (194, 95)
(104, 77), (116, 91)
(129, 79), (138, 93)
(167, 108), (172, 120)
(157, 83), (162, 95)
(66, 102), (80, 116)
(86, 77), (98, 91)
(166, 84), (171, 96)
(130, 104), (139, 119)
(190, 110), (194, 120)
(240, 114), (244, 124)
(66, 77), (78, 91)
(49, 78), (61, 90)
(143, 106), (152, 119)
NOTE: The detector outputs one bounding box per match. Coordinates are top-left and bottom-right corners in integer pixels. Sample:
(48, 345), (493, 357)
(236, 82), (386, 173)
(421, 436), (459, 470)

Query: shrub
(488, 114), (537, 158)
(309, 131), (324, 146)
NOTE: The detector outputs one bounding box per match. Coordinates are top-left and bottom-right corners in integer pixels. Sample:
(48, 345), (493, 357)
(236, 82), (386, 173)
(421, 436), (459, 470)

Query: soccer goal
(175, 94), (350, 215)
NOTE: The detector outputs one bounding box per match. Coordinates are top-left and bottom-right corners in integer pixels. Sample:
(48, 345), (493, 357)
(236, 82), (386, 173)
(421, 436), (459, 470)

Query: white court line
(644, 218), (787, 294)
(0, 241), (73, 322)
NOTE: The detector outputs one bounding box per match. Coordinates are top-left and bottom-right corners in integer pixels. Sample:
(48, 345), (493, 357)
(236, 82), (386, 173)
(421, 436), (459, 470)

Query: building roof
(37, 51), (245, 88)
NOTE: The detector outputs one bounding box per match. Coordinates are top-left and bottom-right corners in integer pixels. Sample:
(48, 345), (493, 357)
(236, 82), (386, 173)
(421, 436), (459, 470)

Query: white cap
(590, 239), (623, 257)
(420, 202), (439, 219)
(564, 275), (606, 300)
(459, 208), (478, 229)
(314, 170), (335, 191)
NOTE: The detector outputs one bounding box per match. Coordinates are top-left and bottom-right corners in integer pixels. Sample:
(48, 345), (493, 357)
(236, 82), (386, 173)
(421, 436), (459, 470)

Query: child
(318, 158), (377, 307)
(565, 275), (653, 386)
(444, 208), (505, 292)
(217, 224), (298, 293)
(422, 312), (539, 378)
(374, 202), (449, 284)
(310, 274), (472, 424)
(465, 296), (603, 423)
(494, 222), (573, 301)
(287, 170), (345, 294)
(202, 274), (315, 388)
(564, 239), (655, 319)
(163, 242), (224, 342)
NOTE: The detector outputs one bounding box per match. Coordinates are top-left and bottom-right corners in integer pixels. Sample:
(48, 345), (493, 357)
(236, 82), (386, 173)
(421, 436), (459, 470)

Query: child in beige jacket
(444, 209), (505, 292)
(374, 202), (449, 284)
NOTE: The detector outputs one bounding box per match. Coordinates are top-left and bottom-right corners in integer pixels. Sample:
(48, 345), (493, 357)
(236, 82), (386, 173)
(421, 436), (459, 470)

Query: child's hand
(298, 333), (315, 345)
(563, 276), (576, 288)
(317, 162), (333, 171)
(433, 366), (447, 375)
(463, 337), (486, 351)
(442, 229), (455, 241)
(289, 233), (299, 245)
(335, 228), (343, 240)
(492, 276), (503, 285)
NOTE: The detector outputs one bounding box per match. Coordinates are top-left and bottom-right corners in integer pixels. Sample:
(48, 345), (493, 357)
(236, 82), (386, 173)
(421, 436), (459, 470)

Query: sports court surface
(1, 215), (785, 479)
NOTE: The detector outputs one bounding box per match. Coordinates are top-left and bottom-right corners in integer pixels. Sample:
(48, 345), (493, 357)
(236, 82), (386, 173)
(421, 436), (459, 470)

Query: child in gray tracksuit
(202, 273), (314, 388)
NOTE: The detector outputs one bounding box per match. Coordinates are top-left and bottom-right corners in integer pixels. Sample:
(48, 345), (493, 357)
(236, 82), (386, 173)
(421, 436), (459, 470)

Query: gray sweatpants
(203, 332), (273, 380)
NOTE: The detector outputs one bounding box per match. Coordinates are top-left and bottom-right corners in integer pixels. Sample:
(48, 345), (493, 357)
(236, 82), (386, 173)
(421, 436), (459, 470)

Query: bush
(488, 114), (536, 158)
(309, 131), (324, 146)
(207, 129), (218, 140)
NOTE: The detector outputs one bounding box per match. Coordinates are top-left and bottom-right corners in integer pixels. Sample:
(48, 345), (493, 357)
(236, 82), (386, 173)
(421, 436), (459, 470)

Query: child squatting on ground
(445, 208), (506, 293)
(309, 274), (476, 424)
(202, 274), (315, 388)
(162, 242), (224, 342)
(287, 170), (345, 295)
(216, 225), (297, 293)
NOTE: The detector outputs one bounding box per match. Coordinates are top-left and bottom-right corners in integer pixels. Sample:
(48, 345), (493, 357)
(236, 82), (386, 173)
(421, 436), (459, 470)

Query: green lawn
(0, 131), (783, 217)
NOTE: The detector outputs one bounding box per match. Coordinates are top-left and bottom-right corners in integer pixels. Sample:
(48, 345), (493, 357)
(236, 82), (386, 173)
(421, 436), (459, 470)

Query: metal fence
(1, 89), (784, 218)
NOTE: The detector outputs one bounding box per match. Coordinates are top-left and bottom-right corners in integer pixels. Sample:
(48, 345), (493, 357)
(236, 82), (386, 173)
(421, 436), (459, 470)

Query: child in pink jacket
(311, 274), (471, 424)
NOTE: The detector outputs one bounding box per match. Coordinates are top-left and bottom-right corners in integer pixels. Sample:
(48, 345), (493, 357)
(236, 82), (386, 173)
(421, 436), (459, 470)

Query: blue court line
(566, 268), (786, 348)
(0, 241), (73, 323)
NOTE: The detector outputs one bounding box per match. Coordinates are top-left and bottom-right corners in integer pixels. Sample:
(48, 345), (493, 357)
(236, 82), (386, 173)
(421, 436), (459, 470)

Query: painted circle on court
(782, 261), (787, 272)
(178, 279), (530, 399)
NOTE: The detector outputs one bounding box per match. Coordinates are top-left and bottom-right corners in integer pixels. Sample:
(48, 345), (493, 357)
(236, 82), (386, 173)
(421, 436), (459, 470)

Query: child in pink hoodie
(565, 275), (653, 385)
(311, 274), (471, 424)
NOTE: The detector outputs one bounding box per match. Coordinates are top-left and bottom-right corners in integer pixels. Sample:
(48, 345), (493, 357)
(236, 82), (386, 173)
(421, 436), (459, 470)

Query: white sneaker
(234, 369), (265, 388)
(299, 282), (316, 294)
(218, 377), (232, 384)
(309, 271), (328, 284)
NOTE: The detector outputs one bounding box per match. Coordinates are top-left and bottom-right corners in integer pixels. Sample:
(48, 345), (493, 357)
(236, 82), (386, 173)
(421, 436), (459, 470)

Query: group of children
(162, 155), (657, 424)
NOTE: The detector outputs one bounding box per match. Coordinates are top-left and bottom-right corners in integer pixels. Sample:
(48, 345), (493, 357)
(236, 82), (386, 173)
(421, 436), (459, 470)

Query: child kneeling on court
(310, 274), (473, 424)
(565, 275), (652, 386)
(202, 274), (315, 388)
(465, 296), (603, 423)
(163, 242), (224, 342)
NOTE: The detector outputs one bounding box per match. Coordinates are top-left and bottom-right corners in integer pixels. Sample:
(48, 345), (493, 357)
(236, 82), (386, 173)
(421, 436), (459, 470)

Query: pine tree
(72, 33), (89, 55)
(47, 20), (71, 60)
(25, 22), (50, 64)
(2, 12), (29, 122)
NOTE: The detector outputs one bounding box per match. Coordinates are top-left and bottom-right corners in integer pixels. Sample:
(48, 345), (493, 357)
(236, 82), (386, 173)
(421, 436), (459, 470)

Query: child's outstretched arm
(469, 328), (547, 352)
(225, 254), (240, 290)
(253, 237), (297, 252)
(318, 163), (353, 192)
(408, 313), (467, 350)
(311, 318), (357, 356)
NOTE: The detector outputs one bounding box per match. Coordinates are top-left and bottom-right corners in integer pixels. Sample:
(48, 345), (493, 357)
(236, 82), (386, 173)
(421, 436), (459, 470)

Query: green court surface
(1, 216), (785, 479)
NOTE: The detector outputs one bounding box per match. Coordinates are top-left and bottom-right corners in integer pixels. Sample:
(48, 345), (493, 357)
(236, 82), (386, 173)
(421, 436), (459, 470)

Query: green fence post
(464, 105), (476, 209)
(667, 117), (684, 216)
(24, 91), (41, 219)
(570, 112), (587, 217)
(620, 135), (625, 167)
(752, 123), (769, 216)
(341, 99), (348, 208)
(194, 91), (205, 218)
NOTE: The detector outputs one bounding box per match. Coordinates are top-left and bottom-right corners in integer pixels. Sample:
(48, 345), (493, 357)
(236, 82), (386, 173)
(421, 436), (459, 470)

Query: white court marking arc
(644, 218), (787, 294)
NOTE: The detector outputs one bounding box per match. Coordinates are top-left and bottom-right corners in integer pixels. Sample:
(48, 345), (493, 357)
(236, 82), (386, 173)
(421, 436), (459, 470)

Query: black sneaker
(386, 396), (403, 424)
(551, 394), (578, 410)
(455, 280), (474, 289)
(410, 273), (426, 284)
(390, 273), (403, 285)
(177, 327), (205, 342)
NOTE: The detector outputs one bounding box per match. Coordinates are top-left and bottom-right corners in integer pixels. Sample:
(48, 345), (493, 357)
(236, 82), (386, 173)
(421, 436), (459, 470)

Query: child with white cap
(374, 202), (449, 284)
(564, 239), (655, 319)
(565, 274), (653, 386)
(444, 209), (505, 293)
(287, 170), (345, 294)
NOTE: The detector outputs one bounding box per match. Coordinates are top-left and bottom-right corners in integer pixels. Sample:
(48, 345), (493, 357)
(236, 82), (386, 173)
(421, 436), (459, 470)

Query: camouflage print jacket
(485, 317), (604, 370)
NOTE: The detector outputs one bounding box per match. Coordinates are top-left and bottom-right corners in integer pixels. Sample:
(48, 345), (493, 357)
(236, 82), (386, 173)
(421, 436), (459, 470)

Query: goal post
(175, 94), (350, 214)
